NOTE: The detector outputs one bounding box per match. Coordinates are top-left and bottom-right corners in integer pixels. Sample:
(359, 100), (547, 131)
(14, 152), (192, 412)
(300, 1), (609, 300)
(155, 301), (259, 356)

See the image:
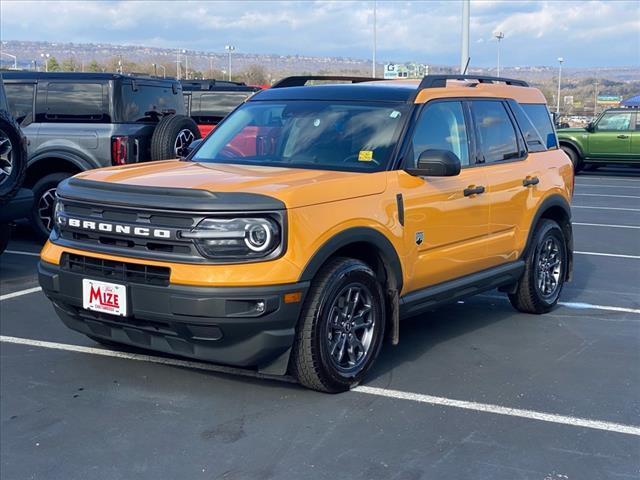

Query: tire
(30, 172), (72, 239)
(0, 223), (10, 254)
(291, 258), (386, 393)
(0, 111), (27, 205)
(561, 145), (583, 173)
(509, 219), (568, 314)
(150, 114), (201, 161)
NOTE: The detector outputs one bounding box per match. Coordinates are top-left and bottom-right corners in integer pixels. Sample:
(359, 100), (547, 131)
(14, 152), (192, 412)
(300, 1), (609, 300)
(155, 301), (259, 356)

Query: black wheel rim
(535, 235), (563, 298)
(0, 129), (13, 186)
(325, 283), (376, 374)
(174, 129), (195, 157)
(38, 187), (57, 232)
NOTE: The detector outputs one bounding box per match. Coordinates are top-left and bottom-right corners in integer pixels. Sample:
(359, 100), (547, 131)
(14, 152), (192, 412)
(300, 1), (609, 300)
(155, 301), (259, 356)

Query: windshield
(192, 101), (408, 172)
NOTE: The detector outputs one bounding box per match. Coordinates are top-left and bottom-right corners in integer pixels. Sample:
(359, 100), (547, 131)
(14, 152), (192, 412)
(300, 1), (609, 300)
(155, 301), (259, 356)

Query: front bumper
(38, 260), (308, 374)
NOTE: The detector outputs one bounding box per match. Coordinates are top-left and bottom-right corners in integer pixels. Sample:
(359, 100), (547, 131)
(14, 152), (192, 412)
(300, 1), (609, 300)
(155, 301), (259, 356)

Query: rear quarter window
(44, 82), (109, 122)
(521, 103), (557, 149)
(192, 91), (253, 124)
(4, 83), (34, 124)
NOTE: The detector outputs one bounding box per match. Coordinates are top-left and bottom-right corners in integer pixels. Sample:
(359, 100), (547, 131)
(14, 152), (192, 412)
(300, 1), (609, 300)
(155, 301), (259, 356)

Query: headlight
(182, 217), (282, 260)
(54, 199), (65, 230)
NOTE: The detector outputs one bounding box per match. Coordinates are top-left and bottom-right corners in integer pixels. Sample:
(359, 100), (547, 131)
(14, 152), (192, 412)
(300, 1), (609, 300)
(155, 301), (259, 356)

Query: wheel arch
(525, 195), (574, 281)
(25, 152), (90, 188)
(558, 139), (584, 159)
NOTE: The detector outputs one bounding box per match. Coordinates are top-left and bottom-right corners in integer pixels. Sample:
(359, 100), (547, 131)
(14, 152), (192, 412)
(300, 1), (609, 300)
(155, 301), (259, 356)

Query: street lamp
(209, 56), (214, 79)
(494, 31), (504, 77)
(225, 45), (235, 81)
(372, 0), (377, 78)
(40, 53), (50, 72)
(556, 57), (564, 115)
(182, 49), (188, 80)
(1, 52), (18, 70)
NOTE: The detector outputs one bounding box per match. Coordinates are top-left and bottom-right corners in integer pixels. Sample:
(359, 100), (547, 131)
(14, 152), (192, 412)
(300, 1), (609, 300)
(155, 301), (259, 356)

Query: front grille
(62, 253), (170, 286)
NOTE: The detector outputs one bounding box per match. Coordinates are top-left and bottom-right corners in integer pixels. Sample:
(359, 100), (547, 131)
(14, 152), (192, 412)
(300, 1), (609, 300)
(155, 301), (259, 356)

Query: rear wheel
(0, 112), (27, 205)
(150, 114), (201, 160)
(561, 145), (583, 173)
(509, 219), (567, 314)
(30, 172), (72, 239)
(291, 258), (386, 393)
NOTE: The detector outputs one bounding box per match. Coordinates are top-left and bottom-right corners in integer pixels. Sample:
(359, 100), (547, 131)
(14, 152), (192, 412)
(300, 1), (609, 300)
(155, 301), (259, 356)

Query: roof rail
(417, 74), (529, 90)
(271, 75), (384, 89)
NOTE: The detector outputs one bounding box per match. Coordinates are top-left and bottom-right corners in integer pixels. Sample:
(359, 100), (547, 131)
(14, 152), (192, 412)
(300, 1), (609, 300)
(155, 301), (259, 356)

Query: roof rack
(417, 74), (529, 90)
(180, 79), (248, 91)
(271, 75), (384, 89)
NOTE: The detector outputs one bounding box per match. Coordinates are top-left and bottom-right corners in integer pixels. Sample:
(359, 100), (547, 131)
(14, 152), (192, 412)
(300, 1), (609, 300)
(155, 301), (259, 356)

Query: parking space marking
(479, 294), (640, 315)
(2, 335), (638, 437)
(575, 251), (640, 260)
(573, 223), (640, 229)
(573, 206), (640, 212)
(0, 335), (296, 383)
(574, 193), (640, 199)
(353, 386), (640, 436)
(0, 287), (42, 301)
(3, 250), (41, 257)
(575, 184), (640, 189)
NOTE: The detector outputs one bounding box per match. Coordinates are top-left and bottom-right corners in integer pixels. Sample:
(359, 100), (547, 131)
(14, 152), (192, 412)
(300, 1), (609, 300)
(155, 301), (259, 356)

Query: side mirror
(405, 149), (461, 177)
(585, 122), (594, 132)
(183, 138), (203, 158)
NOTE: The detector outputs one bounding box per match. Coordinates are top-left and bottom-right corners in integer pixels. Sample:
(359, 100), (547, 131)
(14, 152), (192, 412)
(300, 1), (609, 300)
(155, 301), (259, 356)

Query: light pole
(1, 52), (18, 70)
(556, 57), (564, 115)
(157, 64), (166, 78)
(182, 49), (188, 80)
(40, 53), (50, 72)
(593, 69), (599, 116)
(176, 49), (181, 80)
(460, 0), (470, 74)
(225, 45), (235, 81)
(209, 56), (214, 79)
(494, 31), (504, 77)
(372, 0), (377, 77)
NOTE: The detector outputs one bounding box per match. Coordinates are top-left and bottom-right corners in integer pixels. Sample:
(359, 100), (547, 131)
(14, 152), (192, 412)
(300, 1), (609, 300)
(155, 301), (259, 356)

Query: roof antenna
(463, 57), (471, 75)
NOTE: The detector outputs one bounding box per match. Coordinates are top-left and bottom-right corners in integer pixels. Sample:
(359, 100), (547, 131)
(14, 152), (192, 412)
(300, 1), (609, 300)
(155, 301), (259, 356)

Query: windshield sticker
(390, 110), (401, 119)
(358, 150), (374, 162)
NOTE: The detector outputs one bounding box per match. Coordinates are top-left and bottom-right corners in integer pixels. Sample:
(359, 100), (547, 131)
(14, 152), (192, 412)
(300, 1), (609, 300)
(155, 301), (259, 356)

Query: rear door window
(4, 83), (35, 124)
(470, 100), (521, 163)
(45, 82), (108, 122)
(120, 83), (184, 122)
(521, 104), (557, 149)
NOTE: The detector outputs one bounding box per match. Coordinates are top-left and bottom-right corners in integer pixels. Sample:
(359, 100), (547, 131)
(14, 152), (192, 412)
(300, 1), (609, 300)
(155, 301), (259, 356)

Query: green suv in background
(557, 108), (640, 172)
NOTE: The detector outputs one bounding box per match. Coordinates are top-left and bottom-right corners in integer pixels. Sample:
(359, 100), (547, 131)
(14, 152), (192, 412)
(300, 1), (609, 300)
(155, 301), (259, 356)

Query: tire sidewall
(30, 173), (71, 239)
(151, 115), (201, 161)
(561, 145), (582, 173)
(312, 263), (386, 390)
(0, 115), (27, 203)
(530, 221), (567, 308)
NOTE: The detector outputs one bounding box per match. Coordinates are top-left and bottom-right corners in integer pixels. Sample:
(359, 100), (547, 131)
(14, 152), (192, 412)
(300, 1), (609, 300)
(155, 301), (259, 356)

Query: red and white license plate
(82, 279), (127, 317)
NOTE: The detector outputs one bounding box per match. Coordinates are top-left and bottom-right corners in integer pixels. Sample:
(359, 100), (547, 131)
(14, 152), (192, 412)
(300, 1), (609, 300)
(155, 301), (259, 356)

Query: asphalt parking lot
(1, 167), (639, 480)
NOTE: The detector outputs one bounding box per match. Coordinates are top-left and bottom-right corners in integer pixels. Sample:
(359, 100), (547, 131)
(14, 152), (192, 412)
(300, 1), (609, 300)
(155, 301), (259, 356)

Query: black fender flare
(524, 194), (573, 281)
(299, 227), (403, 293)
(558, 139), (585, 159)
(28, 148), (99, 172)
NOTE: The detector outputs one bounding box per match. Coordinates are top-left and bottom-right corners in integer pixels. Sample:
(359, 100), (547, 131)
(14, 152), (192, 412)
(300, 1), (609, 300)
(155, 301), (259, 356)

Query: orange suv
(39, 75), (574, 392)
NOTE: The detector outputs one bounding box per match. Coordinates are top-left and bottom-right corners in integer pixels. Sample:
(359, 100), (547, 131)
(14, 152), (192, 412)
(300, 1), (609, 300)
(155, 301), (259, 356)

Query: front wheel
(30, 172), (72, 239)
(291, 258), (386, 393)
(561, 145), (583, 173)
(509, 219), (567, 314)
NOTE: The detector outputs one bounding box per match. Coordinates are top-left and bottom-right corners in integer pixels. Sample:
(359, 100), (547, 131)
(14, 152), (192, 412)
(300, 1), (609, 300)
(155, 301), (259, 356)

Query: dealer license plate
(82, 279), (127, 317)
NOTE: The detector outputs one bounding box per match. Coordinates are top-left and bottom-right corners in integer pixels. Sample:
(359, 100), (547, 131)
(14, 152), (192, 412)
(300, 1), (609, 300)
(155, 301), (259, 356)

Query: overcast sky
(1, 0), (638, 67)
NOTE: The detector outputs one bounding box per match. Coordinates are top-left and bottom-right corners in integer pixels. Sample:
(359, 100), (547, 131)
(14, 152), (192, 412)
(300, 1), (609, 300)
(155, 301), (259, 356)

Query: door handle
(617, 134), (629, 139)
(464, 185), (485, 197)
(523, 176), (540, 187)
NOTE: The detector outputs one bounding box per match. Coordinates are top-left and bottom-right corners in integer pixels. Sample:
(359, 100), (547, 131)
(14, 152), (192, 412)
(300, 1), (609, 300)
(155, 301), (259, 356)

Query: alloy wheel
(0, 130), (13, 185)
(38, 187), (57, 232)
(174, 129), (195, 157)
(535, 235), (563, 298)
(325, 284), (376, 374)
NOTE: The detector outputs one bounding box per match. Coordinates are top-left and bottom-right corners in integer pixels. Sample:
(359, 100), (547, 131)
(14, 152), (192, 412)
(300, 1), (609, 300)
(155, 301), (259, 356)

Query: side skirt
(399, 261), (525, 318)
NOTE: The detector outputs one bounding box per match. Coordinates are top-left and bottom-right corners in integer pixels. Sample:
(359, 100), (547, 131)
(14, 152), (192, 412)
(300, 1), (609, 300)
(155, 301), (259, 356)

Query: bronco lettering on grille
(65, 217), (171, 239)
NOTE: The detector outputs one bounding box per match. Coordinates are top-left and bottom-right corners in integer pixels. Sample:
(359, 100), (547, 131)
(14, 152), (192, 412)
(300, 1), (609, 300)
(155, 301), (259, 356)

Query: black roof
(0, 71), (179, 85)
(251, 82), (417, 103)
(181, 79), (259, 93)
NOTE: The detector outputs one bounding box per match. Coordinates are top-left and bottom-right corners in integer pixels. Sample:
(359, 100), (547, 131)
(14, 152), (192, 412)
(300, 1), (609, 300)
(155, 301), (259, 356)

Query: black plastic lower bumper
(38, 260), (308, 374)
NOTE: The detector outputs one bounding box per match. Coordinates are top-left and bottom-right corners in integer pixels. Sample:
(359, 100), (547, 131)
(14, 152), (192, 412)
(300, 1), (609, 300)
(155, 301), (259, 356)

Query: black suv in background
(181, 79), (260, 137)
(2, 72), (200, 237)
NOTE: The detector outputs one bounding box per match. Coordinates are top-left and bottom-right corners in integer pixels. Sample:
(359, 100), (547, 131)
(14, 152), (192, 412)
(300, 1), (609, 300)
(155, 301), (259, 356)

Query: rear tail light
(111, 136), (129, 165)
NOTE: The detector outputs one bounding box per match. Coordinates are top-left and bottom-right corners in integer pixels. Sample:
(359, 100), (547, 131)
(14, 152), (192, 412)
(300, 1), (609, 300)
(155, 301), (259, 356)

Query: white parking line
(576, 177), (640, 183)
(353, 386), (640, 437)
(575, 251), (640, 260)
(576, 184), (640, 189)
(573, 206), (640, 212)
(0, 286), (42, 301)
(574, 193), (640, 199)
(0, 335), (296, 383)
(558, 302), (640, 315)
(1, 335), (638, 436)
(573, 222), (640, 229)
(3, 250), (40, 257)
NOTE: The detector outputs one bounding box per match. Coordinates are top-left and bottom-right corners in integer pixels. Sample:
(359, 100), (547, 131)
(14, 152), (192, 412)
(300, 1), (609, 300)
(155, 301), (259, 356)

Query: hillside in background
(2, 40), (638, 116)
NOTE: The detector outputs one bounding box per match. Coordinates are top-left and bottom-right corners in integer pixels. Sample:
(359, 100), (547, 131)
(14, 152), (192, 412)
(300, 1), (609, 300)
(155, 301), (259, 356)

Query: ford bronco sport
(38, 74), (574, 393)
(558, 107), (640, 172)
(2, 72), (200, 238)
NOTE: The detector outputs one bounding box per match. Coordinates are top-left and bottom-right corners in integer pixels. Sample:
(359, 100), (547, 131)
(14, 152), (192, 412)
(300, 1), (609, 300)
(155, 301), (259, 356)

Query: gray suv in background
(2, 72), (200, 238)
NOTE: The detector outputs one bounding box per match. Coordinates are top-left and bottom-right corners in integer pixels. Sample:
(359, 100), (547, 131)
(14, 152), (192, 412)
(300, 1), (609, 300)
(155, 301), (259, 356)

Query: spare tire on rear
(0, 110), (27, 205)
(150, 114), (201, 161)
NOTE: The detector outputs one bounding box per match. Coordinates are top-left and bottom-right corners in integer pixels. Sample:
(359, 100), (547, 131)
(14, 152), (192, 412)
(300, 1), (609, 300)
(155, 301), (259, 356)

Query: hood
(74, 160), (387, 209)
